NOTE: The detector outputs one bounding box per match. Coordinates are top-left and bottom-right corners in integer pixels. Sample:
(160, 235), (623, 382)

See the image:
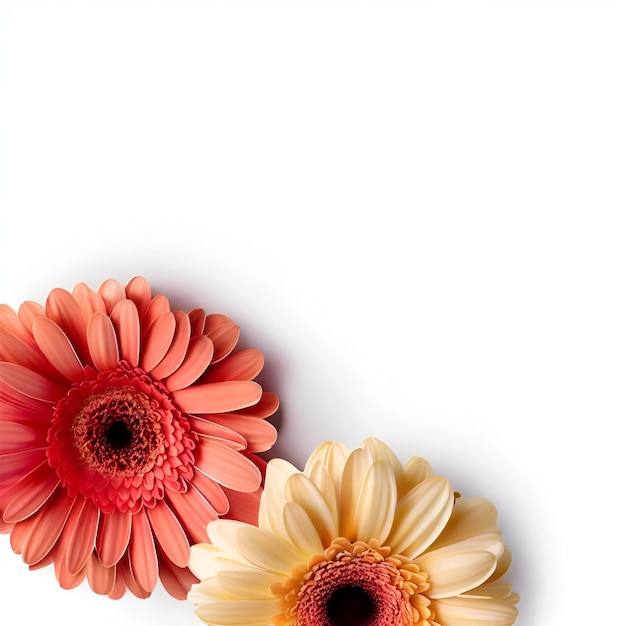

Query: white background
(1, 1), (624, 625)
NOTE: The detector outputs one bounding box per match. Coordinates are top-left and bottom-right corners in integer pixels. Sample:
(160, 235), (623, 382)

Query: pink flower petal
(149, 311), (191, 380)
(96, 508), (132, 567)
(86, 552), (116, 595)
(166, 483), (218, 544)
(188, 308), (206, 336)
(194, 438), (261, 492)
(146, 501), (190, 568)
(86, 311), (120, 371)
(1, 303), (35, 345)
(163, 335), (214, 391)
(110, 300), (140, 367)
(45, 288), (90, 361)
(0, 448), (47, 488)
(125, 276), (152, 318)
(117, 553), (151, 599)
(235, 391), (280, 419)
(0, 422), (45, 454)
(98, 279), (126, 314)
(203, 314), (240, 363)
(172, 380), (262, 414)
(66, 498), (100, 575)
(189, 468), (230, 516)
(16, 301), (45, 338)
(140, 312), (176, 372)
(0, 362), (66, 403)
(142, 294), (170, 329)
(128, 509), (158, 593)
(201, 349), (264, 383)
(158, 552), (199, 600)
(85, 291), (107, 315)
(2, 461), (61, 523)
(220, 486), (262, 525)
(207, 415), (277, 452)
(22, 489), (76, 565)
(0, 327), (53, 375)
(188, 417), (247, 450)
(32, 317), (85, 382)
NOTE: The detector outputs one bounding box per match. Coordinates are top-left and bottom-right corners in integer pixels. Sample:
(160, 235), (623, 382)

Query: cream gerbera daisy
(188, 438), (519, 626)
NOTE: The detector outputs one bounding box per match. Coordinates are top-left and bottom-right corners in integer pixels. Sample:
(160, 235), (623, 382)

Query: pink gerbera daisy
(0, 277), (278, 599)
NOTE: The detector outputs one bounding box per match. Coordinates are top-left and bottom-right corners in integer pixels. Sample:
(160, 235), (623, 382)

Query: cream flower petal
(217, 568), (278, 599)
(355, 460), (396, 544)
(304, 460), (338, 530)
(194, 598), (276, 626)
(399, 455), (434, 497)
(189, 544), (249, 580)
(284, 473), (337, 546)
(429, 496), (500, 551)
(417, 550), (497, 598)
(339, 447), (373, 540)
(234, 525), (305, 575)
(432, 594), (519, 625)
(362, 437), (403, 483)
(283, 500), (325, 556)
(258, 458), (300, 539)
(304, 440), (349, 497)
(386, 476), (454, 558)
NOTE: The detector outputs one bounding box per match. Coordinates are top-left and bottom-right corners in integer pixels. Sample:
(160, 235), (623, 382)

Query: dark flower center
(104, 419), (133, 448)
(327, 585), (374, 626)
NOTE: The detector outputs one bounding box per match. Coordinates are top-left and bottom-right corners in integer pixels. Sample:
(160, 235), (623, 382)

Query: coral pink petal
(0, 362), (66, 403)
(45, 288), (90, 360)
(32, 317), (85, 382)
(163, 335), (214, 391)
(194, 438), (262, 492)
(96, 509), (132, 567)
(22, 490), (76, 565)
(140, 311), (176, 372)
(158, 554), (198, 600)
(236, 391), (280, 418)
(110, 300), (140, 367)
(66, 499), (100, 574)
(17, 301), (45, 338)
(10, 516), (39, 555)
(129, 509), (158, 593)
(125, 276), (152, 318)
(221, 487), (262, 525)
(118, 553), (151, 599)
(2, 462), (61, 523)
(208, 415), (277, 452)
(86, 553), (116, 595)
(87, 312), (120, 371)
(166, 483), (218, 544)
(0, 448), (47, 488)
(108, 569), (128, 599)
(188, 308), (206, 336)
(203, 314), (240, 362)
(188, 417), (247, 450)
(146, 501), (190, 568)
(142, 294), (170, 329)
(0, 327), (54, 375)
(172, 380), (262, 414)
(190, 468), (230, 516)
(0, 422), (45, 454)
(71, 282), (93, 306)
(0, 303), (34, 344)
(98, 279), (126, 314)
(149, 311), (191, 380)
(85, 291), (107, 315)
(201, 349), (264, 383)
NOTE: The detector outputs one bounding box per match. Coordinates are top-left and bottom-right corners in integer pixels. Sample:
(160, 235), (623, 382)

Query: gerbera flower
(188, 438), (519, 626)
(0, 276), (278, 599)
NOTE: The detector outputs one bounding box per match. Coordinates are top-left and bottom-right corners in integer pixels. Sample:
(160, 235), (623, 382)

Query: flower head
(0, 277), (278, 599)
(188, 438), (518, 626)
